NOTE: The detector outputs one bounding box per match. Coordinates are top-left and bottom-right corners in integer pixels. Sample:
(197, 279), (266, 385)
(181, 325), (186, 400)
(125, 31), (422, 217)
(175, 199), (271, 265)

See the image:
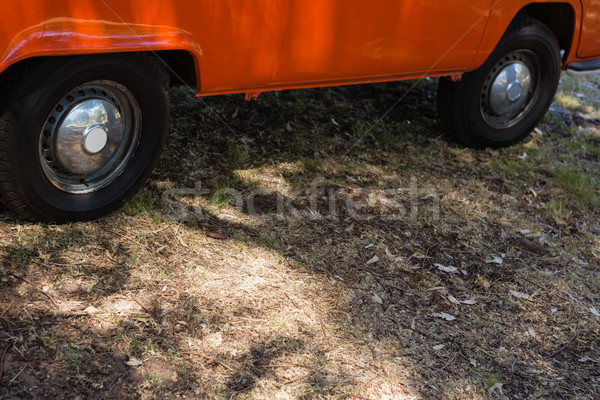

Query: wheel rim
(39, 81), (141, 194)
(480, 51), (541, 129)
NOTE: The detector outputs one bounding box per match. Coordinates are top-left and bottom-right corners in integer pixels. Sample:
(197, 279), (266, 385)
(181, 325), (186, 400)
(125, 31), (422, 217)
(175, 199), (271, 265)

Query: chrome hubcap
(40, 81), (141, 194)
(489, 62), (531, 115)
(506, 81), (524, 102)
(83, 124), (109, 155)
(481, 51), (540, 129)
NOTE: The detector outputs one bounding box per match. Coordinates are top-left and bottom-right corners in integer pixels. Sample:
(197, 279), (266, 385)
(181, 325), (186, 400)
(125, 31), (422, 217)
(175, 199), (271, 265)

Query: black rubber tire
(0, 54), (169, 222)
(437, 16), (561, 148)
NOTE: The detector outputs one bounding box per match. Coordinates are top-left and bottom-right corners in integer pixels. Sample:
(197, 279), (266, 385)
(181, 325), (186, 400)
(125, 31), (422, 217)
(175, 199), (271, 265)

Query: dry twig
(433, 354), (457, 373)
(545, 333), (578, 358)
(342, 394), (377, 400)
(10, 273), (59, 308)
(0, 343), (12, 383)
(0, 300), (15, 317)
(157, 296), (193, 319)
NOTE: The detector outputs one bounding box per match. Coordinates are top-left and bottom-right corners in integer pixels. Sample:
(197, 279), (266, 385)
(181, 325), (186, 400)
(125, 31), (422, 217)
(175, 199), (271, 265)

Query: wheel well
(0, 50), (199, 92)
(151, 50), (198, 90)
(516, 3), (575, 61)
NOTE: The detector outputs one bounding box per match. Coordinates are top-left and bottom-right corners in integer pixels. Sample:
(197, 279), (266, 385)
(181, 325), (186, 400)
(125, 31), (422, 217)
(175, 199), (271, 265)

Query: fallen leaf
(539, 233), (550, 244)
(125, 357), (143, 367)
(434, 312), (456, 321)
(517, 237), (546, 254)
(372, 293), (383, 304)
(448, 295), (461, 305)
(130, 312), (152, 322)
(476, 275), (491, 289)
(433, 344), (445, 351)
(486, 256), (504, 265)
(207, 232), (227, 240)
(413, 252), (430, 259)
(519, 229), (531, 235)
(590, 307), (600, 317)
(528, 327), (537, 339)
(554, 216), (568, 226)
(366, 255), (379, 265)
(427, 286), (447, 292)
(242, 226), (259, 237)
(435, 263), (458, 273)
(84, 306), (101, 315)
(385, 247), (394, 260)
(489, 383), (504, 394)
(510, 291), (530, 300)
(460, 299), (477, 305)
(364, 243), (374, 249)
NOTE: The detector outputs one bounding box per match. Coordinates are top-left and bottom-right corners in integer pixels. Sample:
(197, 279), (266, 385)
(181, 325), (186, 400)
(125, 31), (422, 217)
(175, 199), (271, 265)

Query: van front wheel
(0, 54), (169, 222)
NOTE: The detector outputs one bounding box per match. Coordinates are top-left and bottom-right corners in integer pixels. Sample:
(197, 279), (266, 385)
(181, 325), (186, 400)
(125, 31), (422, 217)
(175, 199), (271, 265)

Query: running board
(566, 58), (600, 77)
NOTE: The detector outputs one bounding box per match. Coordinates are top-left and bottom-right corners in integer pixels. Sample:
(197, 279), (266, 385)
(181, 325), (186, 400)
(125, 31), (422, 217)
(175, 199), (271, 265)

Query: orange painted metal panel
(0, 0), (597, 97)
(578, 0), (600, 57)
(0, 0), (292, 93)
(472, 0), (584, 69)
(272, 0), (493, 84)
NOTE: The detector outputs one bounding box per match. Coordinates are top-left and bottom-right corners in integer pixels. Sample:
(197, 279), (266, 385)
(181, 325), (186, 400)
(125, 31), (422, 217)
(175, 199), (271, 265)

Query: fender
(471, 0), (583, 70)
(0, 0), (292, 96)
(0, 18), (202, 79)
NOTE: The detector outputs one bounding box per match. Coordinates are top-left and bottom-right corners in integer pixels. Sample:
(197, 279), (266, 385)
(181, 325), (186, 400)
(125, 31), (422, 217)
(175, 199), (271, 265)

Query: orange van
(0, 1), (598, 221)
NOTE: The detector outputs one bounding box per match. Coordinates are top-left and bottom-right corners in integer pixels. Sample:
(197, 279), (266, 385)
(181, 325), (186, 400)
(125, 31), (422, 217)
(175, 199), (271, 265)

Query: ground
(0, 74), (599, 399)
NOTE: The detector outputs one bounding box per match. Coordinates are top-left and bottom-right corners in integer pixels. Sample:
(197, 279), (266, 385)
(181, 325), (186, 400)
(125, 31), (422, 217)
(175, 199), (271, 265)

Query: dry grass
(1, 74), (599, 399)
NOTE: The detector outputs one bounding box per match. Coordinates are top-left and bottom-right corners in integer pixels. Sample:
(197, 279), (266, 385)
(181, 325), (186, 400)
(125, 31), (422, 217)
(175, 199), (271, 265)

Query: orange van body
(0, 1), (599, 222)
(0, 0), (597, 96)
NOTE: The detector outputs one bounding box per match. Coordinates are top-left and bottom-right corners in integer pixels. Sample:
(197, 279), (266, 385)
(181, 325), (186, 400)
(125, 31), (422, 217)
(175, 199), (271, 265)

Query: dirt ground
(0, 74), (599, 399)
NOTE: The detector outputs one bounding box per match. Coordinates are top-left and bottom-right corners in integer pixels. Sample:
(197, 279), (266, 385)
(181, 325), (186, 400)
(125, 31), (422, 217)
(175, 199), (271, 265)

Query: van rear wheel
(438, 16), (561, 148)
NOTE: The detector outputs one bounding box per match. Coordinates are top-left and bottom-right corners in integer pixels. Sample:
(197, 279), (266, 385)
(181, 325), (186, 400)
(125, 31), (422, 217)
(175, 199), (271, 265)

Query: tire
(0, 54), (169, 222)
(438, 16), (561, 148)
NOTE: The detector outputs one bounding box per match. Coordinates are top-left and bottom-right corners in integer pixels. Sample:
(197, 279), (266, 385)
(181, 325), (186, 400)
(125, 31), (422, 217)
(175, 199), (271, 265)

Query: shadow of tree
(225, 337), (305, 395)
(1, 80), (598, 399)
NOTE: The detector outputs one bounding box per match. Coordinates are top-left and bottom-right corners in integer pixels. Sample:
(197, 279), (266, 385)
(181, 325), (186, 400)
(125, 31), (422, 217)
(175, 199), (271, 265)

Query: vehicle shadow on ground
(152, 81), (591, 398)
(1, 80), (597, 399)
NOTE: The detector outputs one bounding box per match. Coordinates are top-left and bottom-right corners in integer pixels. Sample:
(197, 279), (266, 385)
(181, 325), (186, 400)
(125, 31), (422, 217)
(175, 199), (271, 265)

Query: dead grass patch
(1, 75), (599, 399)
